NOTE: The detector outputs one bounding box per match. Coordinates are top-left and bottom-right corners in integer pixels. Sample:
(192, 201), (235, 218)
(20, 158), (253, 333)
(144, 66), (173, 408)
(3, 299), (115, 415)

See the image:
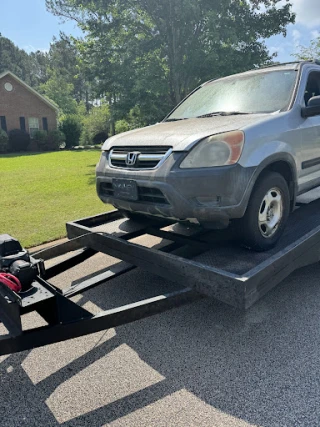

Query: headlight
(180, 131), (244, 168)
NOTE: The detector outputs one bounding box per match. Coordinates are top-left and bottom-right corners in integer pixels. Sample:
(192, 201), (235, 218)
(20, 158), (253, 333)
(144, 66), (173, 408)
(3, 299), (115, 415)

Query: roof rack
(255, 61), (302, 71)
(252, 60), (320, 73)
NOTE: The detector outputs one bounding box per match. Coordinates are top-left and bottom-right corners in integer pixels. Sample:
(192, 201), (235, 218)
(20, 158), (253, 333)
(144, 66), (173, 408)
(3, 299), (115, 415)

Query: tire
(238, 171), (290, 252)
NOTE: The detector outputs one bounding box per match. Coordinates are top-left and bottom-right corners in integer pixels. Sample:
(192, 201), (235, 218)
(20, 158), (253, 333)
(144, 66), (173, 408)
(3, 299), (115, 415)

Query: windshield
(167, 70), (297, 120)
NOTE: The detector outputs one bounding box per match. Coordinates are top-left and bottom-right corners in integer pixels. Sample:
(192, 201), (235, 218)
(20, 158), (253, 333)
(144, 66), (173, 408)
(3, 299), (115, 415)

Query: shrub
(127, 105), (147, 129)
(8, 129), (31, 152)
(115, 119), (130, 134)
(93, 131), (108, 144)
(48, 130), (66, 150)
(60, 115), (82, 148)
(0, 129), (8, 153)
(79, 126), (91, 146)
(79, 104), (109, 146)
(33, 130), (48, 151)
(115, 107), (147, 135)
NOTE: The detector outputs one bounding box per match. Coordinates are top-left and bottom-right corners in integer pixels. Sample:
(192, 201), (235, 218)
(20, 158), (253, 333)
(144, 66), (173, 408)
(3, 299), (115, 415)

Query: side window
(304, 72), (320, 106)
(28, 117), (39, 138)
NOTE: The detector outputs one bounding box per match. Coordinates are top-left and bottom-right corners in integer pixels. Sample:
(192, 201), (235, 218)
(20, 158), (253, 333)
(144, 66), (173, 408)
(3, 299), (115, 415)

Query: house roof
(0, 71), (59, 112)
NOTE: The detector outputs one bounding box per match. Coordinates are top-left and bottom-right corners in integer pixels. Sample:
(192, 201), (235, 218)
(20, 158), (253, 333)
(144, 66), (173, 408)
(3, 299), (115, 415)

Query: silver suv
(96, 61), (320, 251)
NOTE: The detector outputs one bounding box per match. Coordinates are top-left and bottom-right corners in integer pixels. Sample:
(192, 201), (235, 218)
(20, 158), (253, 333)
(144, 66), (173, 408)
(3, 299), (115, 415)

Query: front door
(298, 71), (320, 193)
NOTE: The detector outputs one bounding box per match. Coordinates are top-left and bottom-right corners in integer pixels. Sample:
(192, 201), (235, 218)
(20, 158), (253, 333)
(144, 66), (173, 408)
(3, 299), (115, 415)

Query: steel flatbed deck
(1, 190), (320, 355)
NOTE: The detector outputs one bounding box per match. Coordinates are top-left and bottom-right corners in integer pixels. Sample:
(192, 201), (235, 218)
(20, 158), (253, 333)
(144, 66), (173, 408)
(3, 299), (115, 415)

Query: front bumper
(96, 151), (256, 224)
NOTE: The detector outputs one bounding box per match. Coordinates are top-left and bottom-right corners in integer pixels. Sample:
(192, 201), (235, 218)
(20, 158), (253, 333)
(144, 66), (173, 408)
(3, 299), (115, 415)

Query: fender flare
(244, 153), (298, 211)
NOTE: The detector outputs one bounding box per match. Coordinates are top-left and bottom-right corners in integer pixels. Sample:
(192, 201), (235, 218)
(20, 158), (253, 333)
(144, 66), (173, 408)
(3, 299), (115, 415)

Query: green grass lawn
(0, 151), (110, 248)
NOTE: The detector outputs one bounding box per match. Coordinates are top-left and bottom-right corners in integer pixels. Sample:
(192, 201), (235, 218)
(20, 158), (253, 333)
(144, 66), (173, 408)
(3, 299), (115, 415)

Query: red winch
(0, 234), (37, 293)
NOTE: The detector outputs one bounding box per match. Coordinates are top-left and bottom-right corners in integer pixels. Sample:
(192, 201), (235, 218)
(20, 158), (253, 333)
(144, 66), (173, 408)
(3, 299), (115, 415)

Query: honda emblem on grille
(126, 151), (140, 166)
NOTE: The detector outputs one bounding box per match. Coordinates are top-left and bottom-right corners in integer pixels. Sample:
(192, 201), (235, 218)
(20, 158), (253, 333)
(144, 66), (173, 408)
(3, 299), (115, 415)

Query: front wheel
(238, 172), (290, 252)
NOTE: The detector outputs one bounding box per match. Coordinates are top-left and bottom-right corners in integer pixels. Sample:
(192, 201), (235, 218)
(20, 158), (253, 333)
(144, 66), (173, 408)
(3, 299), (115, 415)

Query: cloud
(23, 45), (36, 53)
(23, 45), (49, 54)
(277, 0), (320, 27)
(269, 46), (285, 55)
(291, 0), (320, 27)
(292, 29), (301, 45)
(265, 0), (320, 62)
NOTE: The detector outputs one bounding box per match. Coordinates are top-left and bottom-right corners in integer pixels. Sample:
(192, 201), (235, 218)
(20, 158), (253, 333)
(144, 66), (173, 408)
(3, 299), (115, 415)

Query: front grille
(109, 146), (171, 169)
(100, 183), (170, 205)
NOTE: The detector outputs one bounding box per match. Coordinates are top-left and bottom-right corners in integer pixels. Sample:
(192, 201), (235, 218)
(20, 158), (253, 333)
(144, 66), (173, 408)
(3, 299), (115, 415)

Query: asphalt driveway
(0, 242), (320, 427)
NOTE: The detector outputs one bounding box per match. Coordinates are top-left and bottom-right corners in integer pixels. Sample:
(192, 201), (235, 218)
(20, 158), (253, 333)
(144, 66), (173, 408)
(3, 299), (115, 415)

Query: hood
(103, 114), (271, 152)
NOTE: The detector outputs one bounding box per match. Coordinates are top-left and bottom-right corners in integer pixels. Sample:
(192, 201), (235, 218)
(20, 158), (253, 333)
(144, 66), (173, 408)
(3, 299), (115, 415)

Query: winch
(0, 234), (38, 292)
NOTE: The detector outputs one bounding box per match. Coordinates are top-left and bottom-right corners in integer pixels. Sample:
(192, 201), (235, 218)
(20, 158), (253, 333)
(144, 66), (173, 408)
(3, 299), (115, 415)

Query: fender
(243, 153), (298, 212)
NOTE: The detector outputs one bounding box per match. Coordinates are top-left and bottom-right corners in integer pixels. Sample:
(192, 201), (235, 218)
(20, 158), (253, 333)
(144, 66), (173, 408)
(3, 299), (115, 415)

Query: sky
(267, 0), (320, 61)
(0, 0), (320, 62)
(0, 0), (82, 53)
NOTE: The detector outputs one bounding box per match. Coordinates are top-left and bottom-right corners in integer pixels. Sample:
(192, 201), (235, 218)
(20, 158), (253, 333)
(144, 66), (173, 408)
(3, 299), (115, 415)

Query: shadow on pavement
(1, 261), (320, 426)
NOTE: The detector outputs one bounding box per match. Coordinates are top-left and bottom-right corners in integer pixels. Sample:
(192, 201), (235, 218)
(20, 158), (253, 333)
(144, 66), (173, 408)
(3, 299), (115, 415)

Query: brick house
(0, 71), (58, 138)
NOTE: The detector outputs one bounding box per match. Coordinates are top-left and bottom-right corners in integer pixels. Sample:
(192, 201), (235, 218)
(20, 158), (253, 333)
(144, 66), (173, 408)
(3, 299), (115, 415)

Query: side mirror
(302, 95), (320, 118)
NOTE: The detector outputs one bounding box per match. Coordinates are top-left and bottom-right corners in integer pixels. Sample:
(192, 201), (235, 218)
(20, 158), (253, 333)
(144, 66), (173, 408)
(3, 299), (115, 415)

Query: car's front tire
(238, 171), (290, 252)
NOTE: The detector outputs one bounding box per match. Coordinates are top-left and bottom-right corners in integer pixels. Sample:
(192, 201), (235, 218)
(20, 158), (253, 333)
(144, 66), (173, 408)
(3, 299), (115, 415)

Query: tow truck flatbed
(1, 189), (320, 355)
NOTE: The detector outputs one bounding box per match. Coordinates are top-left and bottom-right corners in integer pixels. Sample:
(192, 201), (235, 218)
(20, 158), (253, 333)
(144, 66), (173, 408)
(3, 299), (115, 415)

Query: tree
(29, 50), (50, 86)
(115, 106), (148, 134)
(0, 34), (49, 87)
(46, 0), (295, 114)
(48, 33), (91, 106)
(294, 37), (320, 61)
(39, 70), (78, 114)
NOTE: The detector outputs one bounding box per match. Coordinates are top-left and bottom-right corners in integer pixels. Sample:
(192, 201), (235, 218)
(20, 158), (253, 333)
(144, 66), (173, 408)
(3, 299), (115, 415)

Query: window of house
(4, 82), (13, 92)
(42, 117), (48, 132)
(0, 116), (7, 132)
(20, 117), (26, 132)
(28, 118), (39, 138)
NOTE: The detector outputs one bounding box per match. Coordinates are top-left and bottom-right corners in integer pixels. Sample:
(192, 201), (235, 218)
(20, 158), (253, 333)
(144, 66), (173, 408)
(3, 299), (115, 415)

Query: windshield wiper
(196, 111), (253, 118)
(165, 118), (188, 122)
(166, 112), (253, 121)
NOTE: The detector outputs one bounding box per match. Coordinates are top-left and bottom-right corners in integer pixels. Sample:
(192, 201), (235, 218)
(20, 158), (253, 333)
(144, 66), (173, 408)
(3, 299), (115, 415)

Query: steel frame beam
(0, 287), (201, 356)
(2, 205), (320, 355)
